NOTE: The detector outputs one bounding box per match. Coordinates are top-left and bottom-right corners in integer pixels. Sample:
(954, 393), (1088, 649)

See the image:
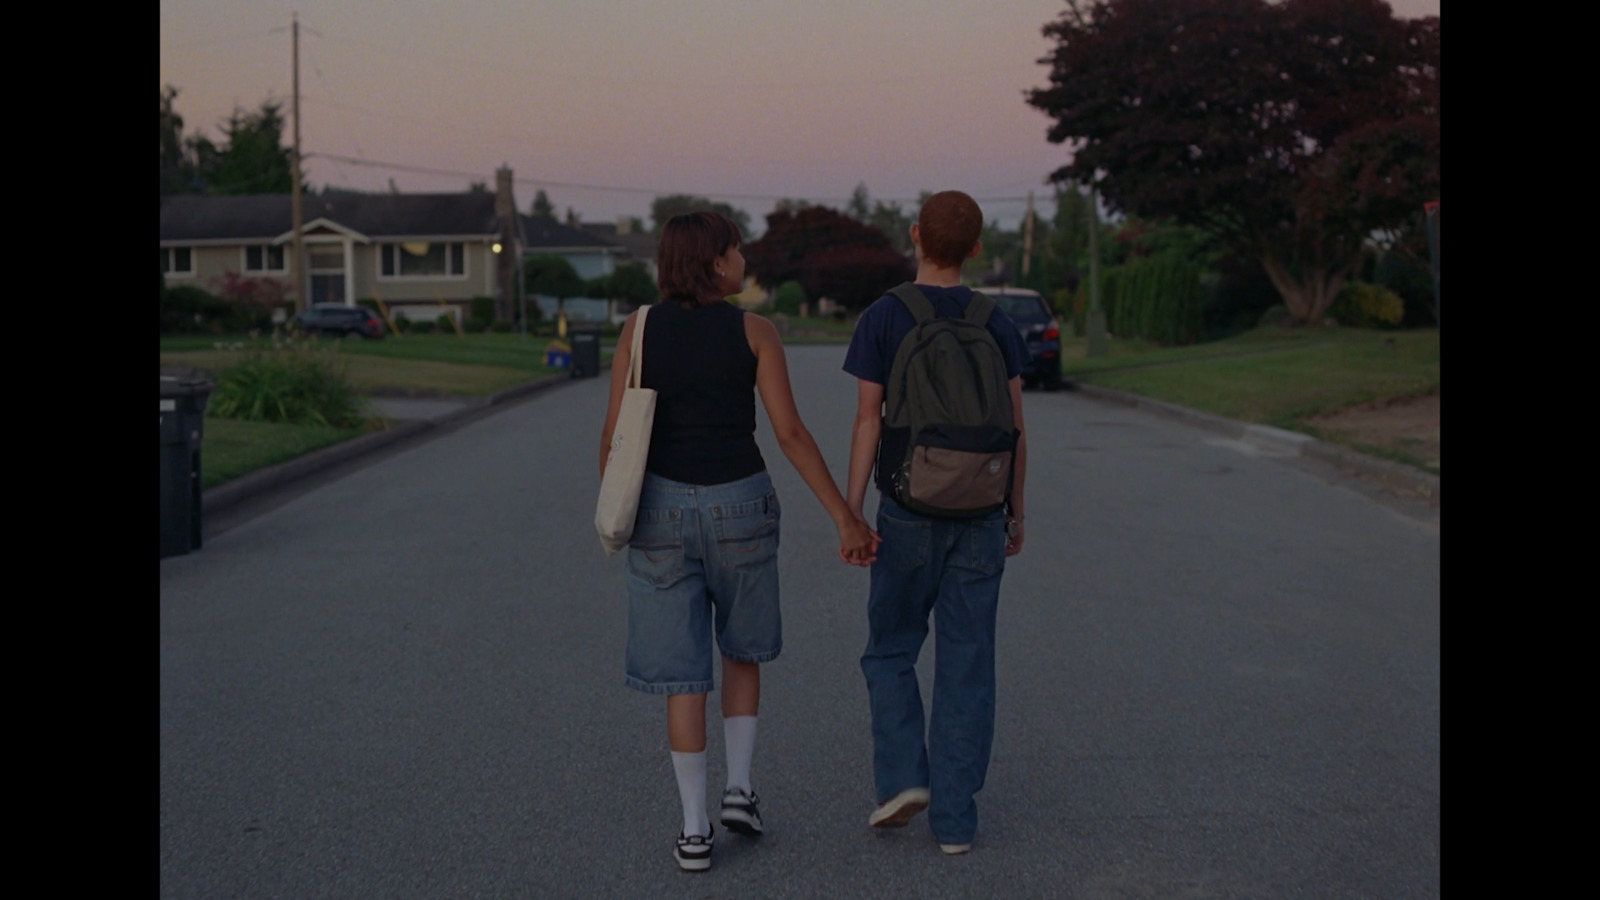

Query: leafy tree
(588, 262), (657, 308)
(846, 182), (871, 221)
(1027, 0), (1440, 325)
(743, 206), (911, 311)
(523, 254), (585, 317)
(650, 194), (751, 237)
(1050, 184), (1092, 274)
(531, 190), (555, 217)
(194, 99), (301, 195)
(160, 85), (202, 196)
(773, 281), (806, 316)
(869, 200), (915, 254)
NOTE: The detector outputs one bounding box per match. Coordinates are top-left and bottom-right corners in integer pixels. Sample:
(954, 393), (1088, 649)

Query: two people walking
(597, 191), (1029, 872)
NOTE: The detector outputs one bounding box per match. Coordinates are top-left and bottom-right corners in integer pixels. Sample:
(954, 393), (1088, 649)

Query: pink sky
(160, 0), (1440, 233)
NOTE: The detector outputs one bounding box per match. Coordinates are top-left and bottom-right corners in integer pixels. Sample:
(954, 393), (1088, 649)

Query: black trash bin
(161, 375), (213, 559)
(568, 322), (603, 379)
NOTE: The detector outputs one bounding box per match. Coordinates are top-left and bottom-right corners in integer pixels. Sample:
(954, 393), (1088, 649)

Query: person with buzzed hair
(841, 190), (1030, 855)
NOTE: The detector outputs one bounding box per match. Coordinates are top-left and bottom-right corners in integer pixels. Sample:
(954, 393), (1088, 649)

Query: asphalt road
(160, 344), (1440, 899)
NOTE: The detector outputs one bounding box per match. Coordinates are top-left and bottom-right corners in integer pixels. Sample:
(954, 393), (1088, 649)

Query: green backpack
(880, 283), (1016, 518)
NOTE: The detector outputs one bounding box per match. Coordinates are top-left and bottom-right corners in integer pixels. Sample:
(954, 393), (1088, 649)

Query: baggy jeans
(860, 494), (1006, 845)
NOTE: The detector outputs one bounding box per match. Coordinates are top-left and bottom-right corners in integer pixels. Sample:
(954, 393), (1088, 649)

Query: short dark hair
(656, 211), (741, 303)
(917, 191), (983, 269)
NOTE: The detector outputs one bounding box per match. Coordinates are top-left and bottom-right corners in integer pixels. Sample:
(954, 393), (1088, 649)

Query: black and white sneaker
(720, 788), (764, 836)
(675, 825), (714, 872)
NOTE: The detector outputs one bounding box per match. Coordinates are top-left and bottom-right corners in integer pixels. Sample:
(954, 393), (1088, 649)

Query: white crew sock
(670, 750), (710, 837)
(724, 716), (758, 794)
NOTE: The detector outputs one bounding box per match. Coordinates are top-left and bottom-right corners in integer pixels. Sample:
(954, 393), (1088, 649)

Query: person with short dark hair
(600, 211), (880, 872)
(841, 190), (1030, 855)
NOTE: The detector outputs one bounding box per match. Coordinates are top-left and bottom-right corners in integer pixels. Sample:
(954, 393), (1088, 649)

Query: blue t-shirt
(843, 284), (1030, 386)
(843, 284), (1030, 494)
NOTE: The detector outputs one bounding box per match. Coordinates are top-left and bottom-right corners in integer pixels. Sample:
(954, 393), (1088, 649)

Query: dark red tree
(1026, 0), (1439, 324)
(744, 206), (912, 311)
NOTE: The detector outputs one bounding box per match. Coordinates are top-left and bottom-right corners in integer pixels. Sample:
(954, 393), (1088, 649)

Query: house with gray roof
(160, 188), (518, 322)
(581, 220), (659, 278)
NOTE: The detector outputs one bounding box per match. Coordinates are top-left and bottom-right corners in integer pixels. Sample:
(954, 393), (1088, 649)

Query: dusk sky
(160, 0), (1441, 234)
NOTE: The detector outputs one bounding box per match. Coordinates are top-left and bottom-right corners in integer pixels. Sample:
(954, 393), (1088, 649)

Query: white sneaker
(868, 787), (930, 828)
(940, 842), (972, 855)
(720, 788), (764, 836)
(674, 824), (714, 872)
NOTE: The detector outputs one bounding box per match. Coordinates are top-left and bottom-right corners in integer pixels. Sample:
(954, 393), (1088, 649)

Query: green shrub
(774, 281), (806, 316)
(490, 321), (513, 333)
(408, 318), (434, 333)
(1106, 256), (1204, 345)
(1331, 281), (1405, 328)
(469, 296), (496, 331)
(437, 313), (457, 333)
(206, 343), (366, 428)
(1259, 304), (1292, 328)
(161, 285), (226, 334)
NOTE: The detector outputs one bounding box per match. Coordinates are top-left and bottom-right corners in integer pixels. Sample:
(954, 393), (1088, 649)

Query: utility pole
(1084, 184), (1108, 358)
(290, 13), (306, 313)
(1021, 190), (1035, 282)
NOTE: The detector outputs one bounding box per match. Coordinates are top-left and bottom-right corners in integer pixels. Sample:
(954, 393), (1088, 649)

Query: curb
(1062, 378), (1439, 503)
(202, 363), (608, 517)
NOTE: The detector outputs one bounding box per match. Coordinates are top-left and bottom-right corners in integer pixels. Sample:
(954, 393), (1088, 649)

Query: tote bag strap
(628, 305), (651, 389)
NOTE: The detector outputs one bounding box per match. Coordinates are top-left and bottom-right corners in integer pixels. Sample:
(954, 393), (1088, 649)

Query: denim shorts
(623, 470), (782, 695)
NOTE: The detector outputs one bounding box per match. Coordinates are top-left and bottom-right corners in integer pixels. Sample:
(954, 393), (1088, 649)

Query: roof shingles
(160, 193), (501, 242)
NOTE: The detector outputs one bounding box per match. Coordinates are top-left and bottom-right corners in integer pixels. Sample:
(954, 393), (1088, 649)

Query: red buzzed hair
(917, 191), (983, 269)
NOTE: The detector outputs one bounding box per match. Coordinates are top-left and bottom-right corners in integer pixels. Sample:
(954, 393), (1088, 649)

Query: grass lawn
(160, 333), (609, 396)
(201, 418), (366, 488)
(1067, 326), (1440, 429)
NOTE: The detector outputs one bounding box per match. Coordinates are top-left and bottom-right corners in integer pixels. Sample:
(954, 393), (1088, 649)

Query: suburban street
(160, 344), (1440, 898)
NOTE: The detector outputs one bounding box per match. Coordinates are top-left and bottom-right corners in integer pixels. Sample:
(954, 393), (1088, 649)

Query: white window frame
(161, 246), (195, 278)
(240, 244), (289, 274)
(375, 240), (470, 282)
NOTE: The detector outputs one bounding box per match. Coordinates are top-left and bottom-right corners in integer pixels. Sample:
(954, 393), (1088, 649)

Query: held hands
(837, 515), (882, 567)
(1005, 516), (1025, 557)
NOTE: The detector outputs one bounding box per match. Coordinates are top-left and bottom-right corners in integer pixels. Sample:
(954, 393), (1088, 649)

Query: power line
(305, 152), (1040, 207)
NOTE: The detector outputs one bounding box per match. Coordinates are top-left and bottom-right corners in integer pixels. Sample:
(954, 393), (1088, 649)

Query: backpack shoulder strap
(965, 291), (997, 329)
(890, 282), (936, 325)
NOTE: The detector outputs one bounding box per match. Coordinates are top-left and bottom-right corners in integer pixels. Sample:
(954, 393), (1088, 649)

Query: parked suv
(985, 287), (1062, 390)
(291, 303), (386, 339)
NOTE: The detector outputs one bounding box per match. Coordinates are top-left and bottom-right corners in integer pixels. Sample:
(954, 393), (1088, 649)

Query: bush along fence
(1067, 256), (1206, 346)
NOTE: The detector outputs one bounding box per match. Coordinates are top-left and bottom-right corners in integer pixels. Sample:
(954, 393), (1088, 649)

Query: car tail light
(1043, 327), (1059, 341)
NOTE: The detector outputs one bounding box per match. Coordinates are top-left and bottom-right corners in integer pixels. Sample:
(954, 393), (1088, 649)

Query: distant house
(520, 214), (625, 281)
(581, 219), (659, 279)
(160, 191), (514, 322)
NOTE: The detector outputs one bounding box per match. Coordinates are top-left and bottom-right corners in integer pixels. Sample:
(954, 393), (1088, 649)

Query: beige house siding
(358, 240), (498, 303)
(162, 239), (499, 316)
(163, 245), (259, 289)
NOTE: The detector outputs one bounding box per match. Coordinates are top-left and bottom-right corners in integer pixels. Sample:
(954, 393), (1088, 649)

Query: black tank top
(639, 300), (765, 485)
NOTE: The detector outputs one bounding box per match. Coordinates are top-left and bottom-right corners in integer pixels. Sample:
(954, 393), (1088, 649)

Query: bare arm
(846, 379), (884, 521)
(1006, 375), (1027, 556)
(598, 310), (638, 478)
(746, 314), (878, 562)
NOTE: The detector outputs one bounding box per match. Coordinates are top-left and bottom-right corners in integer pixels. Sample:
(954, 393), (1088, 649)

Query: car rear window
(992, 294), (1050, 324)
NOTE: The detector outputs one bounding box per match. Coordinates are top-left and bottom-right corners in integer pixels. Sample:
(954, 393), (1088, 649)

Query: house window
(245, 244), (287, 272)
(161, 247), (193, 276)
(380, 242), (466, 278)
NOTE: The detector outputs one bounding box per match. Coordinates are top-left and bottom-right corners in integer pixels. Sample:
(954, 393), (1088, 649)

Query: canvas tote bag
(595, 305), (655, 556)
